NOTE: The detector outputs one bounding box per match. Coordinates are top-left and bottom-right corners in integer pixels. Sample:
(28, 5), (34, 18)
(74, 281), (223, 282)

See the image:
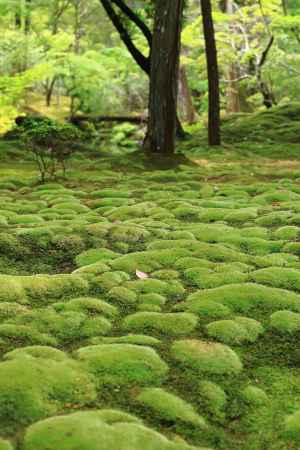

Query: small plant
(18, 117), (83, 182)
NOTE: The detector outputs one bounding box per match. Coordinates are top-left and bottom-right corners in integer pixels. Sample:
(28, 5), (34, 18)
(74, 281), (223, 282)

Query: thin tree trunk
(179, 66), (198, 124)
(200, 0), (221, 145)
(144, 0), (184, 154)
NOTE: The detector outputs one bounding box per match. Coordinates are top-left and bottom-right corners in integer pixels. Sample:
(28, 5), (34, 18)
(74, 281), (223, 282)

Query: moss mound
(137, 388), (206, 427)
(206, 317), (264, 344)
(23, 411), (208, 450)
(76, 344), (168, 386)
(0, 356), (96, 433)
(270, 310), (300, 334)
(283, 410), (300, 443)
(171, 339), (243, 375)
(123, 312), (198, 336)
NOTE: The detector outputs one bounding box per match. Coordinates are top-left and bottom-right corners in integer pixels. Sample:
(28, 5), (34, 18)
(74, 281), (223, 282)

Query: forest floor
(0, 132), (300, 450)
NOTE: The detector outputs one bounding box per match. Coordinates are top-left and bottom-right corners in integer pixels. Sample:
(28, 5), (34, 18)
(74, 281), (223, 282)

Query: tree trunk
(200, 0), (221, 146)
(144, 0), (183, 155)
(179, 66), (198, 124)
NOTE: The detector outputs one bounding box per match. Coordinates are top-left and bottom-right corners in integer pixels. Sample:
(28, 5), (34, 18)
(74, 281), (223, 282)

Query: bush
(18, 117), (83, 182)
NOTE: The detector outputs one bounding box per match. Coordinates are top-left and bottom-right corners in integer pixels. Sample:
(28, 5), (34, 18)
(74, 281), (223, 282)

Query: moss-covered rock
(89, 334), (161, 346)
(23, 411), (208, 450)
(250, 267), (300, 291)
(53, 297), (118, 318)
(76, 344), (168, 386)
(123, 312), (198, 336)
(171, 339), (243, 375)
(184, 267), (247, 289)
(4, 346), (67, 362)
(124, 279), (185, 298)
(107, 287), (137, 305)
(137, 388), (206, 427)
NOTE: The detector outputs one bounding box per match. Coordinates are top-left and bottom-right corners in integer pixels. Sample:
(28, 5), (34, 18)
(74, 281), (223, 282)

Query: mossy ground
(0, 121), (300, 449)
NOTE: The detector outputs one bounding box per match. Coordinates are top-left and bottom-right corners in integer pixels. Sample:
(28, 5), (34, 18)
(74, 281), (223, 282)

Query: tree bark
(200, 0), (221, 145)
(98, 0), (186, 140)
(179, 66), (198, 124)
(144, 0), (184, 154)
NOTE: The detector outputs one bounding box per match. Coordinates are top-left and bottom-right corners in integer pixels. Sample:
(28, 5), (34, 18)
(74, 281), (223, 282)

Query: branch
(99, 0), (150, 74)
(111, 0), (152, 47)
(258, 35), (274, 68)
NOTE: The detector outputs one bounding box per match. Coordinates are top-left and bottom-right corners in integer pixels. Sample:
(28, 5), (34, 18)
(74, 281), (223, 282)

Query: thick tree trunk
(179, 66), (198, 124)
(200, 0), (221, 146)
(144, 0), (183, 155)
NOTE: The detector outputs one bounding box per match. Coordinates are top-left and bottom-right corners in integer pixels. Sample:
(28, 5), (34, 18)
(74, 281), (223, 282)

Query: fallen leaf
(136, 269), (149, 279)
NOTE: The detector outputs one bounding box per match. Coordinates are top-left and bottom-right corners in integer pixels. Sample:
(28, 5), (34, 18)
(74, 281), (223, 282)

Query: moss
(107, 287), (137, 305)
(206, 317), (264, 344)
(250, 267), (300, 291)
(255, 211), (292, 227)
(0, 324), (56, 346)
(124, 279), (185, 298)
(241, 386), (268, 407)
(175, 257), (215, 270)
(0, 439), (13, 450)
(270, 310), (300, 334)
(171, 339), (243, 375)
(53, 297), (118, 318)
(90, 334), (161, 346)
(137, 388), (206, 427)
(0, 303), (29, 322)
(4, 346), (67, 362)
(23, 411), (208, 450)
(0, 357), (96, 433)
(151, 269), (180, 280)
(283, 410), (300, 443)
(273, 226), (299, 240)
(73, 262), (110, 276)
(198, 381), (227, 418)
(108, 224), (150, 243)
(76, 248), (119, 267)
(123, 312), (198, 336)
(92, 271), (130, 293)
(9, 214), (45, 225)
(110, 248), (191, 274)
(283, 242), (300, 256)
(184, 283), (300, 314)
(184, 267), (247, 289)
(76, 344), (168, 386)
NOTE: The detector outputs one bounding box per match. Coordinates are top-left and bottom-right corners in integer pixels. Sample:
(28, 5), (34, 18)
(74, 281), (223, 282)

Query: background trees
(0, 0), (299, 148)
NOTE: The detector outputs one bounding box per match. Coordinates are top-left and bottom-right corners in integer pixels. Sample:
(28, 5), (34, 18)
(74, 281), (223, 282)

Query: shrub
(19, 117), (83, 182)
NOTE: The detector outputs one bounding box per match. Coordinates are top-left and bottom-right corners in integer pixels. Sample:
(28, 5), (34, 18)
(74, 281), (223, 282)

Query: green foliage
(18, 117), (83, 182)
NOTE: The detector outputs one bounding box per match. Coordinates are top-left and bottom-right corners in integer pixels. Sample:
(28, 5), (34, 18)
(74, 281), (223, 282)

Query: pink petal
(136, 270), (149, 279)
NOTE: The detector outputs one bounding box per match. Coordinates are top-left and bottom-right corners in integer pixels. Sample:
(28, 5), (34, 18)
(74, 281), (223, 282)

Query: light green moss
(76, 344), (168, 386)
(0, 324), (56, 346)
(124, 279), (185, 298)
(137, 388), (206, 427)
(151, 269), (180, 280)
(0, 439), (13, 450)
(241, 386), (268, 406)
(198, 381), (227, 417)
(123, 312), (198, 336)
(110, 249), (191, 274)
(0, 303), (29, 322)
(4, 346), (67, 362)
(23, 411), (208, 450)
(0, 357), (96, 433)
(89, 334), (161, 346)
(171, 339), (243, 375)
(273, 226), (299, 240)
(107, 287), (138, 305)
(92, 271), (130, 293)
(108, 224), (150, 243)
(270, 310), (300, 334)
(73, 262), (110, 276)
(184, 267), (247, 289)
(184, 283), (300, 314)
(53, 297), (118, 318)
(138, 293), (166, 307)
(283, 410), (300, 442)
(76, 248), (119, 267)
(206, 317), (264, 344)
(250, 267), (300, 291)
